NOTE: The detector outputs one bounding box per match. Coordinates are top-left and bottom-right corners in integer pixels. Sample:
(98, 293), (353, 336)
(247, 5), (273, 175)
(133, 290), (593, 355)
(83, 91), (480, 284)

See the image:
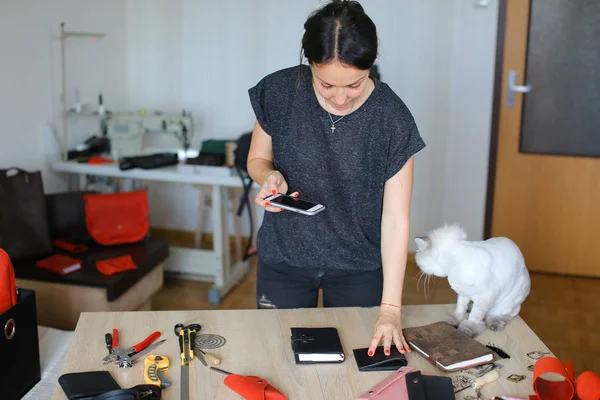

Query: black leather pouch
(405, 370), (455, 400)
(91, 384), (162, 400)
(46, 191), (96, 242)
(58, 371), (121, 400)
(353, 345), (408, 371)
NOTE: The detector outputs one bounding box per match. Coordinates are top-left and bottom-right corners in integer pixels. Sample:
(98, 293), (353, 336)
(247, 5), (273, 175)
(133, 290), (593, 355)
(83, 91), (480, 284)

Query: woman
(247, 0), (425, 357)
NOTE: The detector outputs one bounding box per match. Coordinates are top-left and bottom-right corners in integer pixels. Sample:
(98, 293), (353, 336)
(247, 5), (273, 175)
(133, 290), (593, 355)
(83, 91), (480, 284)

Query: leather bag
(0, 248), (18, 315)
(46, 191), (96, 242)
(0, 168), (53, 261)
(83, 190), (149, 246)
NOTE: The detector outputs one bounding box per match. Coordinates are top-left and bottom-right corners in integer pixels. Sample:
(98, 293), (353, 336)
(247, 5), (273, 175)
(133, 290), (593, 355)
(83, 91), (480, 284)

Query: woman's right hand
(255, 171), (298, 213)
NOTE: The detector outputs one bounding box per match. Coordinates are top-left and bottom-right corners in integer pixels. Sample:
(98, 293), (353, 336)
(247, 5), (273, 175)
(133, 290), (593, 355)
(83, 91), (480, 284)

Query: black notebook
(290, 327), (345, 364)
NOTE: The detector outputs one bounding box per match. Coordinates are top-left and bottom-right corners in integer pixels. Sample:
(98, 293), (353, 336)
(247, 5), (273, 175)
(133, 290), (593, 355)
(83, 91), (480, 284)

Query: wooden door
(486, 0), (600, 277)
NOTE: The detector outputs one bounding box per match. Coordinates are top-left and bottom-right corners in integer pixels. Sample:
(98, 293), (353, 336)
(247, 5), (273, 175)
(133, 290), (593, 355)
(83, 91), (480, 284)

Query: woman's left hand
(368, 306), (411, 356)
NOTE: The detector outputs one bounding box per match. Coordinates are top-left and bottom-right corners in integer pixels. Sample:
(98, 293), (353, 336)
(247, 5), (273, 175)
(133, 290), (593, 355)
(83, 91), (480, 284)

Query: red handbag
(0, 248), (18, 314)
(83, 190), (150, 246)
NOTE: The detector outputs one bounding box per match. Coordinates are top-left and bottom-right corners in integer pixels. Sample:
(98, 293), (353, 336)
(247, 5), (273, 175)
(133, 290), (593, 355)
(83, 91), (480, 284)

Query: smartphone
(264, 193), (325, 216)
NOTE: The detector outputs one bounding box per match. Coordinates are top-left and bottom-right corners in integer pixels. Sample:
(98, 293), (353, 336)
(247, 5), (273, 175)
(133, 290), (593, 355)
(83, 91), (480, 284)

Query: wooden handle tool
(474, 370), (500, 389)
(198, 349), (221, 365)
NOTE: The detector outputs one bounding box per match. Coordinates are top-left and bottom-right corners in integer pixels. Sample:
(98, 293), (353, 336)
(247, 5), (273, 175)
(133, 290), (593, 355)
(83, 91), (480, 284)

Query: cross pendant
(330, 124), (336, 133)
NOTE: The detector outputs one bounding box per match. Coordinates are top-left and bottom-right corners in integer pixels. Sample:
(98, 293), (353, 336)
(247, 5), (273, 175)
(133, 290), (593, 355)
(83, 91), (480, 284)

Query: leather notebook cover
(290, 327), (345, 364)
(35, 254), (82, 276)
(402, 321), (498, 372)
(353, 345), (408, 371)
(58, 371), (121, 400)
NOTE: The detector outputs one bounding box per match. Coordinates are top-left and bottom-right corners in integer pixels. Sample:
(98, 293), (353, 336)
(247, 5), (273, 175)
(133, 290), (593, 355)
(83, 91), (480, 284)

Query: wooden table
(51, 305), (552, 399)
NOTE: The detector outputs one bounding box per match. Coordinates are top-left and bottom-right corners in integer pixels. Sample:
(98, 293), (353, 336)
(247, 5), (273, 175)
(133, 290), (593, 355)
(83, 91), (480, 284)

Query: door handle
(507, 70), (532, 108)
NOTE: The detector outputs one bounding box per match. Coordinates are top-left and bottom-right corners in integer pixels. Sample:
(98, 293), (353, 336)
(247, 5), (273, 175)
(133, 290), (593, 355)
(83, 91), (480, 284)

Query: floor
(152, 257), (600, 375)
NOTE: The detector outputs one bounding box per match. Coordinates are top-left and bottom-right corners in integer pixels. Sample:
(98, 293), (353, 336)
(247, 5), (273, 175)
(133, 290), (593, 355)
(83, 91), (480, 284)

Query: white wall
(441, 0), (499, 242)
(0, 0), (128, 192)
(0, 0), (499, 246)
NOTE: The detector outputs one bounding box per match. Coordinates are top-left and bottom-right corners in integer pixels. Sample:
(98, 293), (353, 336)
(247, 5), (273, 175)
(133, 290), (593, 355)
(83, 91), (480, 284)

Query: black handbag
(46, 191), (96, 242)
(0, 168), (53, 261)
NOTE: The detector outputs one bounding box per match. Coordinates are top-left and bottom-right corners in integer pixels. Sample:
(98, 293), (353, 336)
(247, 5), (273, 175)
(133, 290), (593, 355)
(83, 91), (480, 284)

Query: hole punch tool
(102, 329), (166, 368)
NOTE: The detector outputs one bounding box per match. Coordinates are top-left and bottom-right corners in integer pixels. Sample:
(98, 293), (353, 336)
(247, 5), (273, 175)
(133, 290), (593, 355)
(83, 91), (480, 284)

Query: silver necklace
(322, 95), (351, 133)
(327, 112), (346, 133)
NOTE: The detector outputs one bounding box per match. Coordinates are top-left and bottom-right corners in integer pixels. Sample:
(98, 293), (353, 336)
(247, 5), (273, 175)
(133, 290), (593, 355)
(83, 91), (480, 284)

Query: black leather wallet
(406, 370), (455, 400)
(58, 371), (121, 400)
(353, 345), (408, 371)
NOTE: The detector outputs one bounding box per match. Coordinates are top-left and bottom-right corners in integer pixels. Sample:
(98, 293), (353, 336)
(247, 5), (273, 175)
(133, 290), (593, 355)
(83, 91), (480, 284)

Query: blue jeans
(256, 259), (384, 309)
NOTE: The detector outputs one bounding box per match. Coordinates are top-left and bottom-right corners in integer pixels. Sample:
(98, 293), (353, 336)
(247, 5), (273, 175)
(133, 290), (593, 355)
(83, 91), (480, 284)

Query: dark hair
(301, 0), (378, 70)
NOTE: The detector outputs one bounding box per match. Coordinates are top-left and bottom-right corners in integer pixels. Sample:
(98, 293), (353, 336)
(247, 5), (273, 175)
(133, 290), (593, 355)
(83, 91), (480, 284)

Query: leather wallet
(353, 346), (408, 371)
(356, 366), (455, 400)
(58, 371), (121, 400)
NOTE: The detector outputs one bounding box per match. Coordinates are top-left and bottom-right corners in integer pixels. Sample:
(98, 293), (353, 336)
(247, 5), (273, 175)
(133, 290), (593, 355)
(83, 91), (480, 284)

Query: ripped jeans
(256, 259), (384, 309)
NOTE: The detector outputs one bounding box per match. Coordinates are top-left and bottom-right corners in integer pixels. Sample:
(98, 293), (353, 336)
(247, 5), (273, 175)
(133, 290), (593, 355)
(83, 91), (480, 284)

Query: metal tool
(492, 397), (528, 400)
(454, 370), (499, 396)
(102, 329), (165, 368)
(194, 333), (224, 366)
(195, 334), (226, 349)
(195, 350), (208, 367)
(175, 323), (201, 400)
(210, 366), (232, 375)
(105, 333), (113, 356)
(196, 348), (221, 366)
(144, 355), (171, 388)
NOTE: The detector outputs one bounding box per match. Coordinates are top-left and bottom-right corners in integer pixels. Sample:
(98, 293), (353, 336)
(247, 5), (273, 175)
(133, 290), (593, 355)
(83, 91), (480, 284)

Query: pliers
(102, 329), (166, 368)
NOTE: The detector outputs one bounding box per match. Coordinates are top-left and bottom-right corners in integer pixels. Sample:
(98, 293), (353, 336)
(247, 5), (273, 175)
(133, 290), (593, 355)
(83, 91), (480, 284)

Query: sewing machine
(106, 112), (193, 160)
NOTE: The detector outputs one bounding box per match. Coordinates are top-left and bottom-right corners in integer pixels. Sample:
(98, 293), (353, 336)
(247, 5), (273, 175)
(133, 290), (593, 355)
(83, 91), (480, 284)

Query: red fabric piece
(529, 357), (575, 400)
(96, 255), (137, 276)
(88, 156), (113, 164)
(528, 357), (600, 400)
(577, 371), (600, 400)
(224, 374), (288, 400)
(0, 249), (18, 314)
(53, 239), (88, 253)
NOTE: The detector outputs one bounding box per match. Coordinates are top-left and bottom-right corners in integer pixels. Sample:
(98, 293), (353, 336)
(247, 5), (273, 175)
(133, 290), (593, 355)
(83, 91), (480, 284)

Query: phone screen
(271, 195), (320, 211)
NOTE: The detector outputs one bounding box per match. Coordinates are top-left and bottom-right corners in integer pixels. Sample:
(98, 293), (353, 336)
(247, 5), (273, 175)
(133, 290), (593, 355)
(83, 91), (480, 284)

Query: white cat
(414, 224), (531, 338)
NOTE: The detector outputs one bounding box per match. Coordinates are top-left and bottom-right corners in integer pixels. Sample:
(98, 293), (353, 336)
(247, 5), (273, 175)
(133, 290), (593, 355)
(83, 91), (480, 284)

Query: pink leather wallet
(356, 366), (454, 400)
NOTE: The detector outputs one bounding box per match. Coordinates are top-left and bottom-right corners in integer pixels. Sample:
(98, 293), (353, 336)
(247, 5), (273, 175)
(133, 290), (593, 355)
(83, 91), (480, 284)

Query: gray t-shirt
(248, 64), (425, 271)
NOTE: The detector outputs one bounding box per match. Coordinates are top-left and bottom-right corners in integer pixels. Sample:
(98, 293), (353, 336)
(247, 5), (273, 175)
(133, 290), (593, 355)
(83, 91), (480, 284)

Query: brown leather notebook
(402, 322), (498, 372)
